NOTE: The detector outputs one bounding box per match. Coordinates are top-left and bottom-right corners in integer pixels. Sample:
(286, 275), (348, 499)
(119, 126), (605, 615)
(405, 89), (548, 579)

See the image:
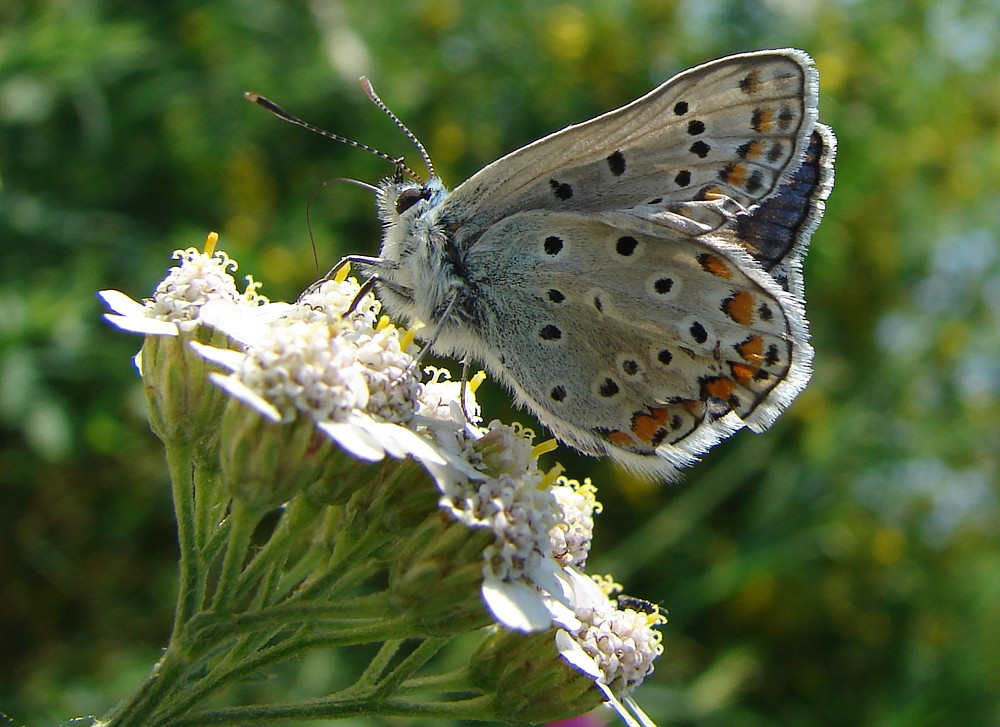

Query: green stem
(232, 495), (321, 603)
(96, 438), (202, 726)
(352, 639), (404, 694)
(166, 439), (199, 631)
(192, 457), (221, 552)
(210, 500), (263, 612)
(94, 645), (187, 727)
(151, 618), (427, 725)
(367, 636), (450, 697)
(189, 593), (394, 642)
(174, 695), (497, 725)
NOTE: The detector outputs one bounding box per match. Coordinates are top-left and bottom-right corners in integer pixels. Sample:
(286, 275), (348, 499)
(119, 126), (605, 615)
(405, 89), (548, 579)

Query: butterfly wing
(441, 50), (820, 243)
(454, 209), (810, 480)
(724, 122), (836, 297)
(378, 49), (834, 479)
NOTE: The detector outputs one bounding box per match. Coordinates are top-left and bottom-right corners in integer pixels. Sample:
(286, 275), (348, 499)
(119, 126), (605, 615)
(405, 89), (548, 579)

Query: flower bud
(142, 325), (230, 451)
(469, 626), (605, 723)
(219, 399), (334, 511)
(387, 509), (495, 635)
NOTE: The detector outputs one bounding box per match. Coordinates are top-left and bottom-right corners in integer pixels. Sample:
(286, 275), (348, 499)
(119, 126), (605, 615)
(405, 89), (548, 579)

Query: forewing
(463, 210), (811, 480)
(442, 50), (820, 242)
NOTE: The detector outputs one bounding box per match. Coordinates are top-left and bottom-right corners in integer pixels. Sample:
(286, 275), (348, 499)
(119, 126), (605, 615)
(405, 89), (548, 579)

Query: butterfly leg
(458, 358), (474, 425)
(344, 275), (380, 316)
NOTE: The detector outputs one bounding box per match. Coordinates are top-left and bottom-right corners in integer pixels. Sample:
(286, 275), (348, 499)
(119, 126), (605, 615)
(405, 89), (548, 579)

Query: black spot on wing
(607, 150), (626, 176)
(616, 236), (638, 256)
(549, 179), (573, 200)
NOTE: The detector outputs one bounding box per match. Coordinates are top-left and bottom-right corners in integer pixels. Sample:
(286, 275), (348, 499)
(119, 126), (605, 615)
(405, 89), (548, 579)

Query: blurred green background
(3, 0), (999, 724)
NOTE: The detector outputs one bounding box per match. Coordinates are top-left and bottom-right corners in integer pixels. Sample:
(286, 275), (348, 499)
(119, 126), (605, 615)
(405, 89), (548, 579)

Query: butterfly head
(377, 176), (442, 221)
(378, 177), (448, 262)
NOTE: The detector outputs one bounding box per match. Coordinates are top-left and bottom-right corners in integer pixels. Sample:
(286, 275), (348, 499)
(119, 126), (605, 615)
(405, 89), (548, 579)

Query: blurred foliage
(2, 0), (999, 725)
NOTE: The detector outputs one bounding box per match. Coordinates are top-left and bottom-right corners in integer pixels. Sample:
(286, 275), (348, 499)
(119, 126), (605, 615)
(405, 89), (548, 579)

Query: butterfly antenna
(359, 77), (435, 180)
(244, 92), (424, 183)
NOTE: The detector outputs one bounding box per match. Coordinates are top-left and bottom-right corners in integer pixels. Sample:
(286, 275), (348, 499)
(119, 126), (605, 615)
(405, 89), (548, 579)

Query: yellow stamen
(538, 461), (565, 489)
(646, 609), (668, 626)
(531, 438), (558, 459)
(376, 315), (391, 331)
(468, 370), (487, 394)
(593, 573), (623, 597)
(204, 231), (219, 255)
(400, 321), (423, 351)
(334, 263), (351, 283)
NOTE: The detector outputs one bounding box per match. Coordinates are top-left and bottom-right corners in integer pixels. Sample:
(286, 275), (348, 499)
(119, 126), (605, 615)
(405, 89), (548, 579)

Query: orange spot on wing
(737, 335), (765, 364)
(730, 362), (758, 385)
(752, 107), (773, 133)
(723, 291), (756, 325)
(744, 140), (764, 159)
(704, 377), (737, 401)
(722, 162), (748, 187)
(607, 430), (634, 447)
(699, 253), (733, 279)
(696, 185), (725, 201)
(679, 399), (704, 415)
(632, 407), (670, 444)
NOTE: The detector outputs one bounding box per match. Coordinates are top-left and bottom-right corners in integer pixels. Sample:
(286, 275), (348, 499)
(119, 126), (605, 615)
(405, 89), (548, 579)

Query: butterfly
(259, 49), (836, 480)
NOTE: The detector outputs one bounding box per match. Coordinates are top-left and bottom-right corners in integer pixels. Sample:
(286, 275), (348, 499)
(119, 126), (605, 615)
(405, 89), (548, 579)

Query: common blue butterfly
(256, 49), (835, 480)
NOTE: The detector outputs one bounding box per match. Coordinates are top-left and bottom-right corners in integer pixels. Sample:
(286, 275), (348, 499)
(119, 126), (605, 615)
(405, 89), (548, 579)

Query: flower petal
(103, 313), (179, 336)
(596, 683), (645, 727)
(623, 696), (658, 727)
(358, 419), (446, 465)
(562, 566), (610, 611)
(481, 579), (552, 632)
(529, 555), (565, 598)
(98, 289), (148, 317)
(209, 372), (284, 422)
(317, 421), (386, 461)
(200, 299), (292, 345)
(556, 629), (602, 678)
(190, 341), (246, 372)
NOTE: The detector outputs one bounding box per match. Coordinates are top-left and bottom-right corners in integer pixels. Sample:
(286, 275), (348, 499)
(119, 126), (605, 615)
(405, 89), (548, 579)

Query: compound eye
(395, 186), (431, 214)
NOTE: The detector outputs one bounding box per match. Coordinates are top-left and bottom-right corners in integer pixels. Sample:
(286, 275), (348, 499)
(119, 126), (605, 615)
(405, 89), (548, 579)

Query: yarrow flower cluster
(100, 239), (265, 337)
(552, 569), (666, 726)
(98, 236), (667, 727)
(551, 477), (601, 568)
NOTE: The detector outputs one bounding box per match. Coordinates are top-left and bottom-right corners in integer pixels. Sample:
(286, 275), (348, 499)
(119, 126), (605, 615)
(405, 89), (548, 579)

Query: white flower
(415, 365), (482, 427)
(550, 477), (601, 568)
(193, 279), (442, 467)
(99, 289), (182, 337)
(100, 242), (265, 337)
(555, 568), (665, 727)
(422, 419), (574, 632)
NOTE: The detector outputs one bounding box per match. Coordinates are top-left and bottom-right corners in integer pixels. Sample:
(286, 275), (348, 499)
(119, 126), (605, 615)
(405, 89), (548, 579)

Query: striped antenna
(359, 77), (435, 180)
(244, 91), (423, 183)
